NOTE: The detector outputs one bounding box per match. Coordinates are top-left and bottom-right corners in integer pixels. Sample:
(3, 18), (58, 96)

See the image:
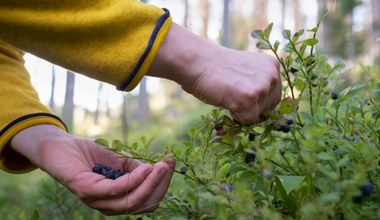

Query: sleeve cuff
(117, 8), (172, 91)
(0, 113), (67, 174)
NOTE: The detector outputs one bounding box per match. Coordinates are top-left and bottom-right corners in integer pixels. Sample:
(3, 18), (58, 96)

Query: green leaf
(279, 98), (298, 114)
(111, 139), (124, 151)
(273, 40), (280, 52)
(217, 163), (231, 180)
(316, 152), (334, 161)
(283, 42), (293, 52)
(264, 23), (273, 39)
(95, 138), (109, 147)
(250, 30), (264, 40)
(294, 78), (306, 91)
(282, 29), (291, 39)
(302, 38), (318, 46)
(275, 175), (306, 195)
(31, 210), (40, 220)
(256, 41), (271, 50)
(372, 90), (380, 104)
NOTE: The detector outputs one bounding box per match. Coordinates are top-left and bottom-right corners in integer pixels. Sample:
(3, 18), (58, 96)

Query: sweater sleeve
(0, 42), (67, 173)
(0, 0), (172, 91)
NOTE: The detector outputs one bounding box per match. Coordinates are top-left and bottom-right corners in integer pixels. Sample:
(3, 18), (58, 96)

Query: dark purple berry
(353, 195), (363, 204)
(281, 124), (291, 133)
(114, 170), (125, 179)
(331, 92), (338, 100)
(214, 123), (223, 131)
(180, 166), (188, 175)
(244, 152), (256, 164)
(104, 165), (113, 171)
(92, 164), (104, 174)
(248, 133), (256, 141)
(287, 119), (294, 125)
(290, 67), (298, 73)
(105, 171), (116, 179)
(221, 183), (233, 192)
(359, 183), (374, 197)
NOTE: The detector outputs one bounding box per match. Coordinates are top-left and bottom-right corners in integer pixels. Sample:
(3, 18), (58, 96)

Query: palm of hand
(36, 137), (175, 215)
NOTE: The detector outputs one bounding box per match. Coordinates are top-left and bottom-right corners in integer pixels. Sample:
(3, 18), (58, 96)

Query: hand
(10, 125), (176, 215)
(148, 23), (282, 124)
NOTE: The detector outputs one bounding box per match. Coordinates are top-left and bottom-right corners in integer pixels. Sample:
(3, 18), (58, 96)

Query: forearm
(147, 23), (221, 90)
(0, 0), (171, 91)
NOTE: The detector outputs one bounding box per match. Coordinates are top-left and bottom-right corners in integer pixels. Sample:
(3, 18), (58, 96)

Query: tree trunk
(49, 65), (56, 112)
(94, 83), (103, 125)
(61, 71), (75, 132)
(221, 0), (231, 47)
(293, 0), (302, 31)
(200, 0), (210, 38)
(252, 0), (268, 30)
(133, 77), (150, 120)
(121, 94), (129, 144)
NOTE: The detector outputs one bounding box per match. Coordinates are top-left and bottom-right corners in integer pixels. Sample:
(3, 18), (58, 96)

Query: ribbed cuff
(117, 8), (172, 91)
(0, 113), (67, 173)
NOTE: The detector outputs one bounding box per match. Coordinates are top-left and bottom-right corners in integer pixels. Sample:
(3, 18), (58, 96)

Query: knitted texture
(0, 0), (172, 173)
(0, 0), (172, 91)
(0, 42), (67, 173)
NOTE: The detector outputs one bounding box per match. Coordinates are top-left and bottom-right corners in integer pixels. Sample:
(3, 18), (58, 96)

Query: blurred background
(1, 0), (380, 219)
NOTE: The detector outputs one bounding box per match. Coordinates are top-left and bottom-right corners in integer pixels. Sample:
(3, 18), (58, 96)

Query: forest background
(1, 0), (380, 219)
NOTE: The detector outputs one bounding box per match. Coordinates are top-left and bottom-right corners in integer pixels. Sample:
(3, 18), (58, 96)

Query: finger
(132, 158), (176, 214)
(86, 161), (170, 215)
(75, 164), (153, 201)
(122, 158), (144, 173)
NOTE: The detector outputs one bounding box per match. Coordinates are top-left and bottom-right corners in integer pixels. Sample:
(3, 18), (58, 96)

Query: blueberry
(281, 124), (291, 133)
(244, 152), (256, 164)
(180, 166), (188, 175)
(287, 119), (294, 125)
(214, 123), (223, 131)
(353, 195), (363, 204)
(92, 164), (104, 174)
(331, 92), (338, 100)
(290, 67), (298, 73)
(248, 133), (256, 141)
(104, 165), (113, 171)
(221, 183), (233, 192)
(105, 170), (116, 179)
(114, 170), (125, 179)
(359, 183), (374, 197)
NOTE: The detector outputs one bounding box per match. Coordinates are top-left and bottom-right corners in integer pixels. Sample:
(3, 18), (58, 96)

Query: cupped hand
(11, 125), (176, 215)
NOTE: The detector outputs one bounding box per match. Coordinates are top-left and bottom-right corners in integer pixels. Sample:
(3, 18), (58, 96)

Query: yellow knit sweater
(0, 0), (172, 173)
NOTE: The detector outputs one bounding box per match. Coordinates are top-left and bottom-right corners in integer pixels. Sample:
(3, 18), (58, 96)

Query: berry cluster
(353, 182), (374, 204)
(92, 163), (125, 180)
(276, 119), (294, 133)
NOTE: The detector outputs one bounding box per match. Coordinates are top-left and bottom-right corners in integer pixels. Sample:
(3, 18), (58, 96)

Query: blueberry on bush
(290, 67), (298, 73)
(287, 119), (294, 125)
(359, 182), (374, 197)
(331, 91), (338, 100)
(353, 182), (374, 204)
(281, 124), (291, 133)
(221, 183), (234, 192)
(248, 133), (256, 141)
(180, 166), (188, 175)
(244, 152), (256, 164)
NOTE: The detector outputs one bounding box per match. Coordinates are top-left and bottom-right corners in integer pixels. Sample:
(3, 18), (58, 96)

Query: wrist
(10, 124), (69, 167)
(147, 23), (220, 90)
